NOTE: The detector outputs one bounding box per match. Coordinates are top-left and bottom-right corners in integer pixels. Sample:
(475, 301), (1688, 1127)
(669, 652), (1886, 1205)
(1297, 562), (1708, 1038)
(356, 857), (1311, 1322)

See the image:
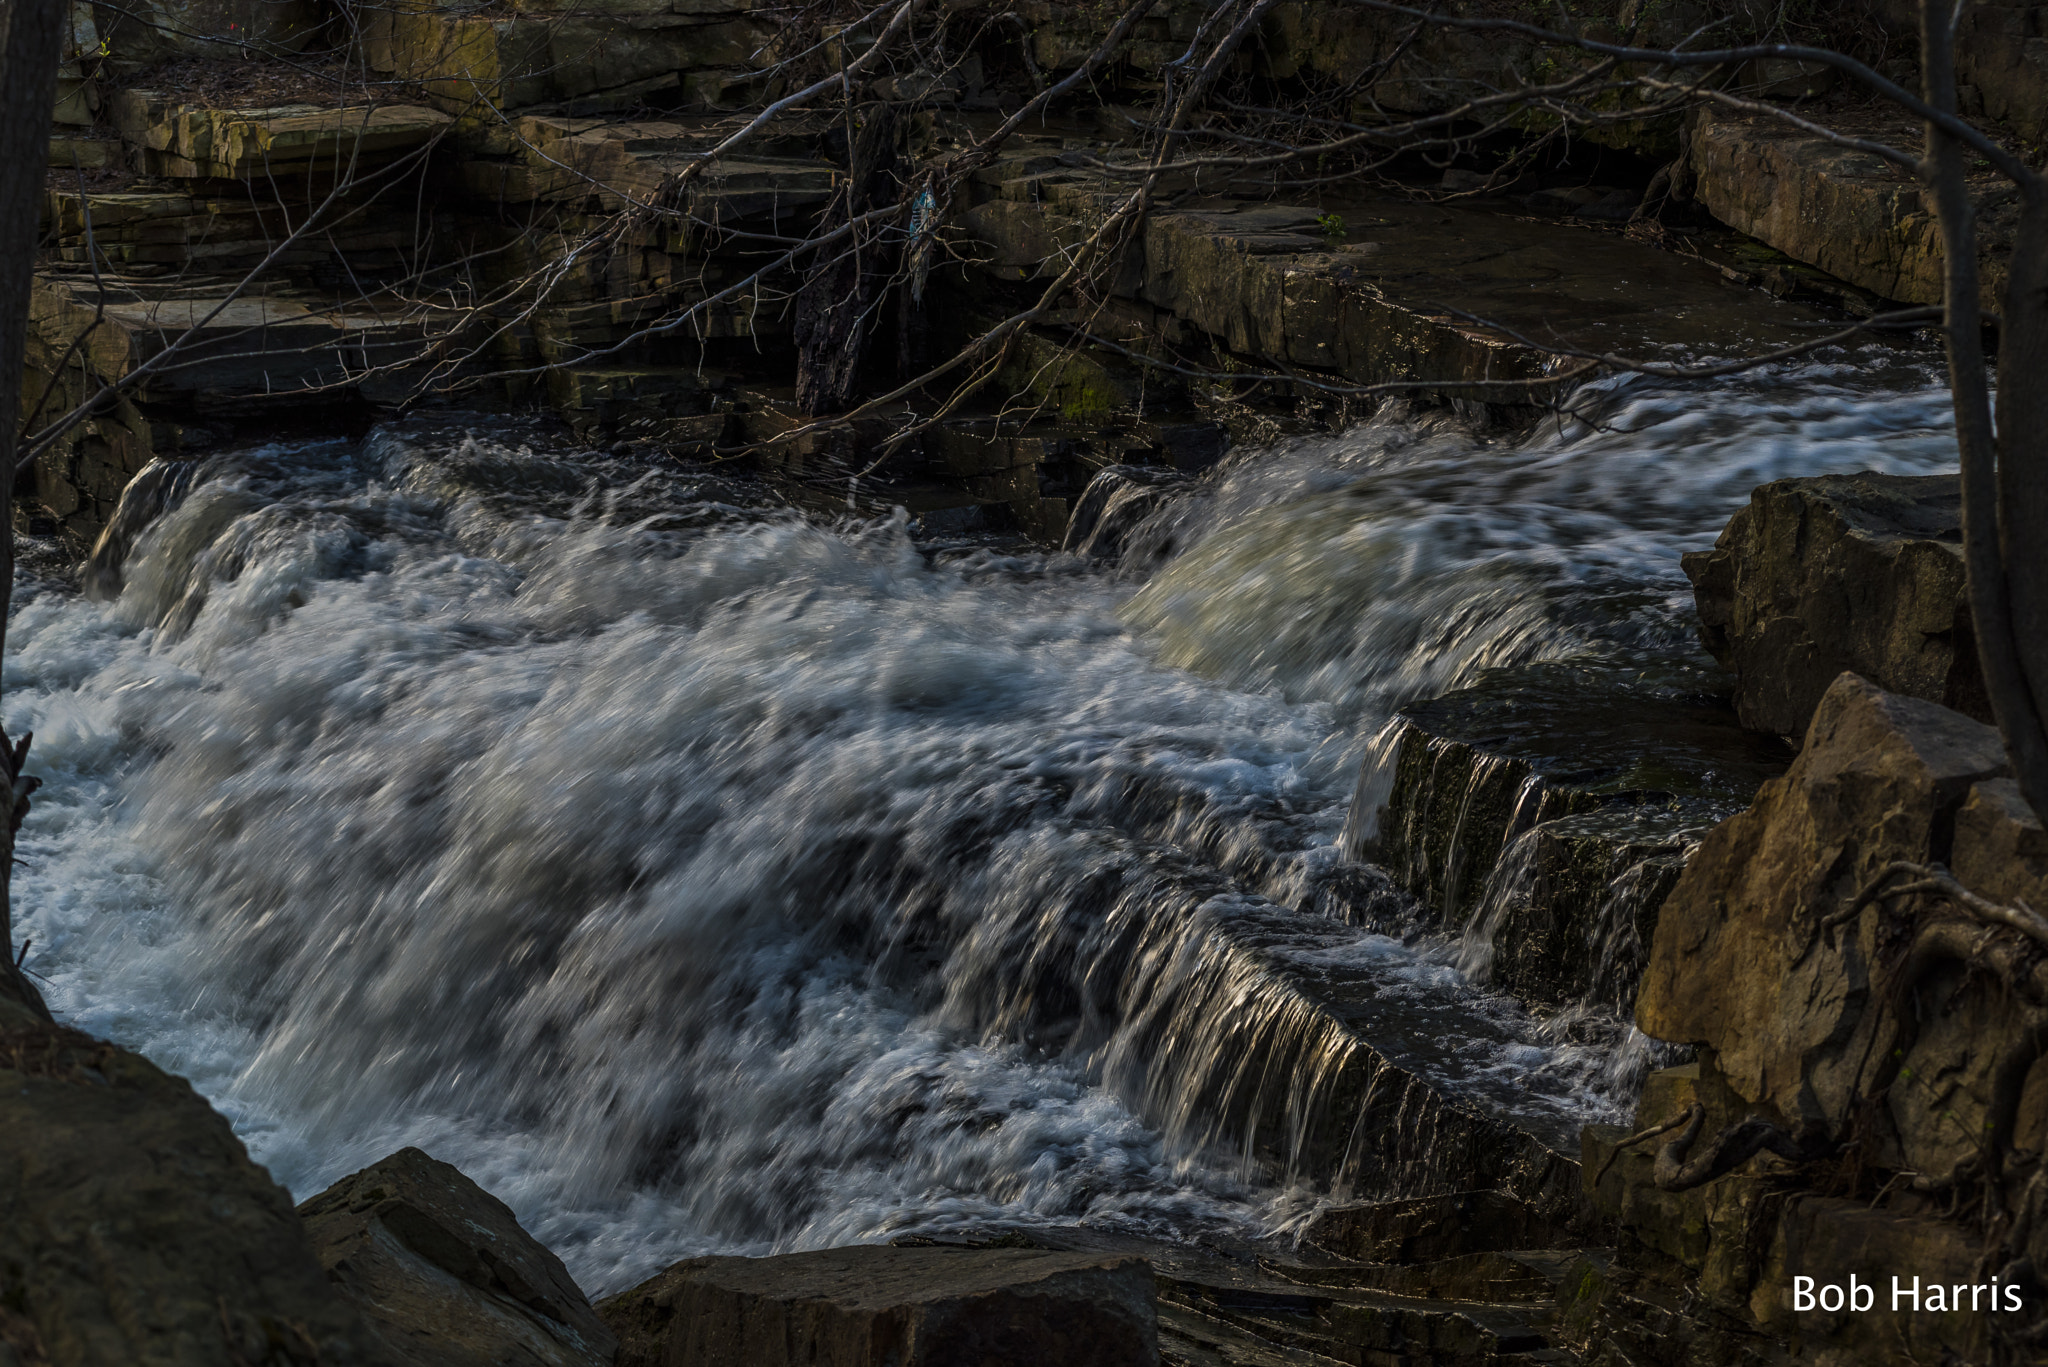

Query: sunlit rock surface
(1686, 473), (1984, 737)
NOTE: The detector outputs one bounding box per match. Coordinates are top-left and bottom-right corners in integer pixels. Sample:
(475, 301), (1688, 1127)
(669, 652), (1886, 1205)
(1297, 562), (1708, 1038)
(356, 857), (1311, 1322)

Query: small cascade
(82, 456), (203, 599)
(1453, 825), (1545, 984)
(1064, 466), (1188, 563)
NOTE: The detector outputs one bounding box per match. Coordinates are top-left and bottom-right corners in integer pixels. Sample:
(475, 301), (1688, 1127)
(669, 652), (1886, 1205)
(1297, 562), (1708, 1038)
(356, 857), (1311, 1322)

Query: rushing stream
(8, 354), (1958, 1293)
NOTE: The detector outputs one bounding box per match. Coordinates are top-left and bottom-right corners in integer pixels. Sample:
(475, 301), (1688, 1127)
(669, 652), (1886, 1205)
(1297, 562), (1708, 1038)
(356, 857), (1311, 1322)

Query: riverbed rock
(1685, 472), (1986, 738)
(1302, 1190), (1569, 1264)
(598, 1245), (1160, 1367)
(1636, 672), (2010, 1130)
(1348, 663), (1789, 1007)
(296, 1147), (615, 1367)
(0, 994), (395, 1367)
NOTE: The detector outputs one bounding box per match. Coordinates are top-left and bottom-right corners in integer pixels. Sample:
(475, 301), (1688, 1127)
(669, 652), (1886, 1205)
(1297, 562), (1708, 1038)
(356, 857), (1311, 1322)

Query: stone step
(956, 154), (1848, 420)
(1159, 1300), (1352, 1367)
(1346, 662), (1791, 1008)
(106, 92), (452, 180)
(1263, 1248), (1591, 1305)
(1160, 1270), (1560, 1367)
(926, 825), (1588, 1213)
(1297, 1190), (1574, 1266)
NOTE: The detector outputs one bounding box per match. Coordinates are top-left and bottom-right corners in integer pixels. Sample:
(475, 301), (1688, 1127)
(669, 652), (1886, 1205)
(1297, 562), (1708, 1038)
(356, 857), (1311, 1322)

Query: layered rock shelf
(26, 4), (1892, 545)
(1348, 664), (1793, 1009)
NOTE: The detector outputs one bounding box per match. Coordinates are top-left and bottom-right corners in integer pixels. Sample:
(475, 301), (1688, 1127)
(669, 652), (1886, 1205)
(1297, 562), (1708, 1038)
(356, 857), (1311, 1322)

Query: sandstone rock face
(0, 995), (395, 1367)
(1689, 108), (2018, 308)
(1637, 673), (2009, 1130)
(1685, 473), (1986, 738)
(599, 1245), (1159, 1367)
(296, 1147), (615, 1367)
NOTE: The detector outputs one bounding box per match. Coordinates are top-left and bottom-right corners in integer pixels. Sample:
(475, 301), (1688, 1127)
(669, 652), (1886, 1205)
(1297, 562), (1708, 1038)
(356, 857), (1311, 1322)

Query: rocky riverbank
(9, 464), (2041, 1366)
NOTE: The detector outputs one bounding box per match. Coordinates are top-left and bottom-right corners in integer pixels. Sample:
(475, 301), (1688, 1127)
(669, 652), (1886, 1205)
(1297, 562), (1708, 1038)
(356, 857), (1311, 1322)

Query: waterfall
(7, 360), (1960, 1292)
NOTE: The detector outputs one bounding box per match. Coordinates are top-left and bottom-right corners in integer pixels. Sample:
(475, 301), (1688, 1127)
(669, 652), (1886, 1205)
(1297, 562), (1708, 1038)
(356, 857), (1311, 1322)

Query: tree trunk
(793, 104), (902, 418)
(0, 0), (62, 1017)
(1994, 189), (2048, 825)
(1921, 0), (2048, 828)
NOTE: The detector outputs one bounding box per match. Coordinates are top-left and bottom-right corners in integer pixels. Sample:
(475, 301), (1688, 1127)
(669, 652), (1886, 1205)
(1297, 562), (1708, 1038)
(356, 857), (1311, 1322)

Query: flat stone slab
(598, 1246), (1160, 1367)
(1691, 108), (2017, 308)
(960, 143), (1850, 404)
(109, 92), (452, 178)
(29, 274), (454, 405)
(463, 114), (836, 220)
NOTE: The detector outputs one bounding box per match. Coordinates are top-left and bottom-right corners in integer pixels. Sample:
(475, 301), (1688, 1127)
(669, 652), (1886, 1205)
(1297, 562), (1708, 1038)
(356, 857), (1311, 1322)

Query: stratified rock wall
(1579, 674), (2048, 1362)
(1637, 672), (2008, 1128)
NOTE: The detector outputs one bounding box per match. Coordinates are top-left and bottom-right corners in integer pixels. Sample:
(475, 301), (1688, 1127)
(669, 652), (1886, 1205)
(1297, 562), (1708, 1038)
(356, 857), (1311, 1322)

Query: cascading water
(8, 355), (1961, 1294)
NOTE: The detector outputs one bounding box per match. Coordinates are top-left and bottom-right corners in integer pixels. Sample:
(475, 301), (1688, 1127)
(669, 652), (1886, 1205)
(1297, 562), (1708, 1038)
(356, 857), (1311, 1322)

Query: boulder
(0, 994), (395, 1367)
(1685, 472), (1987, 737)
(597, 1245), (1159, 1367)
(1636, 673), (2010, 1132)
(296, 1147), (615, 1367)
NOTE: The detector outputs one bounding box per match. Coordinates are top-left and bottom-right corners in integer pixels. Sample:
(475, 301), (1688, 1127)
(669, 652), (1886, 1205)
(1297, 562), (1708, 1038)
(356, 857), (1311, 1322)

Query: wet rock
(598, 1245), (1159, 1367)
(1349, 664), (1789, 1006)
(1636, 672), (2009, 1131)
(1685, 471), (1986, 737)
(1062, 464), (1185, 561)
(0, 994), (394, 1366)
(1301, 1190), (1569, 1264)
(297, 1147), (615, 1367)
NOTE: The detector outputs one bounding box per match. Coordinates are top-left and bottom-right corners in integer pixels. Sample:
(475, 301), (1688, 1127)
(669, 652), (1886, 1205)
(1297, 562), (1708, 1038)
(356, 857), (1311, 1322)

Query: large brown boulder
(1636, 672), (2010, 1131)
(1684, 473), (1987, 737)
(296, 1147), (615, 1367)
(0, 995), (396, 1367)
(598, 1245), (1159, 1367)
